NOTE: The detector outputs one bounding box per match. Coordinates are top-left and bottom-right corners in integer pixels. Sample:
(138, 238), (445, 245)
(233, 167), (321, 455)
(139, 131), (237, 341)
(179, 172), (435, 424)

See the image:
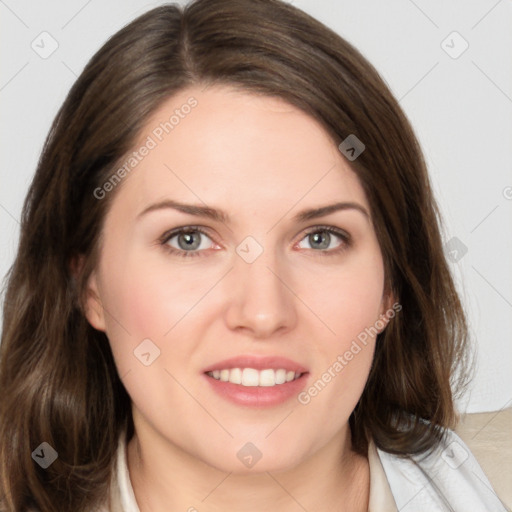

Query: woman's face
(85, 84), (393, 473)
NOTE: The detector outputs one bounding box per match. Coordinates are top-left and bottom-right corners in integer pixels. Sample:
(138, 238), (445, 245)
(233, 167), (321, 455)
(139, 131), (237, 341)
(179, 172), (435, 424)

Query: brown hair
(0, 0), (472, 510)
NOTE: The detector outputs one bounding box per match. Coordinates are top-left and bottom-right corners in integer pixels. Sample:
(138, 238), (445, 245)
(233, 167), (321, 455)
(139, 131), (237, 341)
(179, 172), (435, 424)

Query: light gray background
(1, 0), (511, 413)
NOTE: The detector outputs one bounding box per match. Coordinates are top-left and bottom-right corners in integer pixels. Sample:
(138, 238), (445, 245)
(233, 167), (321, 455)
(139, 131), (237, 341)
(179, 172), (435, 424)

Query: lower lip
(203, 373), (309, 407)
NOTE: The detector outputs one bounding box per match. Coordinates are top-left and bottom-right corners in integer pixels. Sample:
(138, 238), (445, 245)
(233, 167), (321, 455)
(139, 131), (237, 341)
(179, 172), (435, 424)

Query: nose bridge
(224, 234), (296, 336)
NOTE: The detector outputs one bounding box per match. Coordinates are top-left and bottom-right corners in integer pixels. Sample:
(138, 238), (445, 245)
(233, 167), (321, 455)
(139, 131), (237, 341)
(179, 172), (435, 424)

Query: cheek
(300, 321), (376, 426)
(97, 253), (203, 416)
(307, 256), (385, 343)
(102, 249), (213, 338)
(299, 254), (384, 407)
(98, 249), (223, 381)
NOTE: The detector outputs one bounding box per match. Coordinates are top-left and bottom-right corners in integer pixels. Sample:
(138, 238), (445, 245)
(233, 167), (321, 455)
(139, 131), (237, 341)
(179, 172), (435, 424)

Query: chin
(196, 439), (308, 475)
(210, 456), (300, 475)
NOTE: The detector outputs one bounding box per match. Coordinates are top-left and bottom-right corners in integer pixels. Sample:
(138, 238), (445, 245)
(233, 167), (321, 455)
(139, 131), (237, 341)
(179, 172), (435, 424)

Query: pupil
(179, 232), (200, 250)
(311, 231), (329, 249)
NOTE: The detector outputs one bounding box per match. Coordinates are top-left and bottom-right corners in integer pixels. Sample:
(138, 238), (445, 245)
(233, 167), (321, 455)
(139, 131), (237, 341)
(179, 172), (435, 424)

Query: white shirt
(105, 427), (507, 512)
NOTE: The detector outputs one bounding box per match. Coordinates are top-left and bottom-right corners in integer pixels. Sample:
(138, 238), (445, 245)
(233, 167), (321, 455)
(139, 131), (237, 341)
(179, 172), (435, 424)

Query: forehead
(109, 84), (370, 223)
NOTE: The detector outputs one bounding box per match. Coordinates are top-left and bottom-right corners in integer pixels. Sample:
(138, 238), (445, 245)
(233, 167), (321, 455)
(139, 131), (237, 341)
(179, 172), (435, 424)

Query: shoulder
(375, 428), (509, 512)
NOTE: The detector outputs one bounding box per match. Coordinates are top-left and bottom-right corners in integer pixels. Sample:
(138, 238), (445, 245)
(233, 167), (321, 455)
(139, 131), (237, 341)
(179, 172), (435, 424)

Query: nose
(224, 247), (297, 339)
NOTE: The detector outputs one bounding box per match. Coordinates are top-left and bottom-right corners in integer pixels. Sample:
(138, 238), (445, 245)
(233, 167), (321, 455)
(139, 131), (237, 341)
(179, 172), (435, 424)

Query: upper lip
(203, 355), (308, 373)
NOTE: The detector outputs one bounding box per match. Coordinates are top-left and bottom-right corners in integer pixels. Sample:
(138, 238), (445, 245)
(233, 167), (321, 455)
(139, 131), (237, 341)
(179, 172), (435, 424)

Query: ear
(70, 255), (106, 332)
(84, 272), (107, 331)
(376, 285), (398, 334)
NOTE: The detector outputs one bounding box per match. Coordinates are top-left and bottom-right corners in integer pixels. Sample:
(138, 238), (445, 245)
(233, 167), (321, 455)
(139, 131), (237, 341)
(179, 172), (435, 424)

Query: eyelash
(158, 225), (351, 259)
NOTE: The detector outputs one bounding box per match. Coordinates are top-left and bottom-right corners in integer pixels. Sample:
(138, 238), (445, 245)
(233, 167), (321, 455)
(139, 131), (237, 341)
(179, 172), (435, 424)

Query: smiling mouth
(206, 368), (306, 387)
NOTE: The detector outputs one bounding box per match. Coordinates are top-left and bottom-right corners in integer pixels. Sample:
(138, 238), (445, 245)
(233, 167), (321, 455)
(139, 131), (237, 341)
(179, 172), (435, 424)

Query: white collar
(376, 429), (507, 511)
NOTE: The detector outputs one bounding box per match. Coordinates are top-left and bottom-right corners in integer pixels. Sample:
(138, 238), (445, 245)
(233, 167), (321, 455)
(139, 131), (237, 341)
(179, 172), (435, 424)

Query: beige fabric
(454, 407), (512, 511)
(368, 439), (398, 511)
(106, 431), (398, 511)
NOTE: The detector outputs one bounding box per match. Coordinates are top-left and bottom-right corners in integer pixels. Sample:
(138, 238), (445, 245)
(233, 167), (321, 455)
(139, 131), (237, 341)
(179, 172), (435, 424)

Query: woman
(0, 1), (506, 511)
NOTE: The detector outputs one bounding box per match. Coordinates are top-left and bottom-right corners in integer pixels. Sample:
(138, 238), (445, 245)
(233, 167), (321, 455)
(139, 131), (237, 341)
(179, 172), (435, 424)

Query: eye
(158, 225), (351, 259)
(297, 226), (351, 255)
(159, 226), (216, 258)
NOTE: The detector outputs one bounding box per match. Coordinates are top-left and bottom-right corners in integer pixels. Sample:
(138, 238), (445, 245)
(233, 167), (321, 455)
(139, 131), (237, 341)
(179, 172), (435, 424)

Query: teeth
(207, 368), (303, 387)
(259, 369), (275, 387)
(242, 368), (259, 386)
(275, 369), (286, 384)
(230, 367), (242, 384)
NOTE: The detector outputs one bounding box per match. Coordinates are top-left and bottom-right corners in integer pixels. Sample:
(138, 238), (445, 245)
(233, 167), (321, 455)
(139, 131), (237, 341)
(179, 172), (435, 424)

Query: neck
(126, 419), (369, 512)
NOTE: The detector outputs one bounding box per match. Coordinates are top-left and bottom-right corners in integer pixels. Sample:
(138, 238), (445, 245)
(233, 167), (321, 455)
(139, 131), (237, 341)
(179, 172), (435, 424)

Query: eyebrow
(137, 199), (370, 224)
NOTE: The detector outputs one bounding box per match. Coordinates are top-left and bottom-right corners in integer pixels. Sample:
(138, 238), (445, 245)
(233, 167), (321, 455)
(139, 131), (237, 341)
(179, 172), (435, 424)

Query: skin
(84, 84), (394, 511)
